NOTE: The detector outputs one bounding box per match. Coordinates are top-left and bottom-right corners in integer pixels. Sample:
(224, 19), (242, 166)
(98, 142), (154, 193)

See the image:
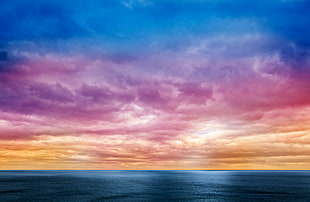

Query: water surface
(0, 170), (309, 201)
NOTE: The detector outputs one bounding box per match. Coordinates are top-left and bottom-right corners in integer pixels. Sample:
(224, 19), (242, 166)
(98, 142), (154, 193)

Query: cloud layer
(0, 0), (310, 169)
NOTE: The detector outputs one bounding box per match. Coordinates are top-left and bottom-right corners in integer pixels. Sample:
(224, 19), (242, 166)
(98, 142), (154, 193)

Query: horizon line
(1, 169), (309, 171)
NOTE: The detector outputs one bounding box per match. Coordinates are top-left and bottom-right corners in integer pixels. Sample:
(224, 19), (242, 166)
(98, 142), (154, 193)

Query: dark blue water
(0, 171), (309, 201)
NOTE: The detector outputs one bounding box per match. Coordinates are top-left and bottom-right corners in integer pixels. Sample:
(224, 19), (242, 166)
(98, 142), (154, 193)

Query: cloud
(1, 0), (310, 169)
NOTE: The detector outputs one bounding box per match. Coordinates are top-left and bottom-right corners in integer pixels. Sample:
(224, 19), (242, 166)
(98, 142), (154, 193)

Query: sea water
(0, 170), (309, 201)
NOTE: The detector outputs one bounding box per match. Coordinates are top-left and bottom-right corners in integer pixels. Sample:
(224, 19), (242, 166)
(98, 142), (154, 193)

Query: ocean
(0, 170), (309, 201)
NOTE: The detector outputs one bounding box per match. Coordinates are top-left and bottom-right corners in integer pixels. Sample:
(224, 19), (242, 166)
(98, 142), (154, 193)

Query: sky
(0, 0), (310, 170)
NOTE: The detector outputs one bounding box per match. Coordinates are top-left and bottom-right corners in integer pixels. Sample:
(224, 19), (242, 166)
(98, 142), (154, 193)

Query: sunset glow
(1, 0), (310, 170)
